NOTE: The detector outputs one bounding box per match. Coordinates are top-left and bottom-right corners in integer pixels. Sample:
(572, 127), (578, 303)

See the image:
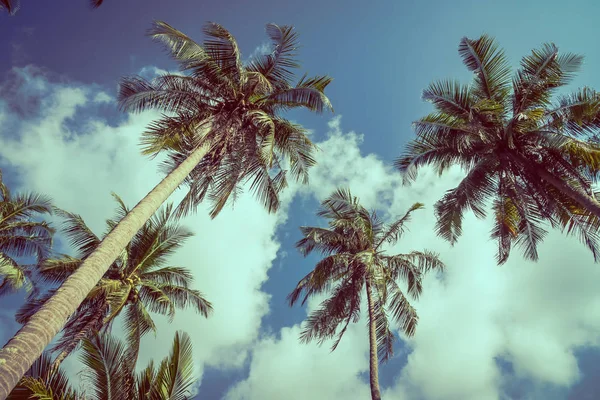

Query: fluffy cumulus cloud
(2, 65), (600, 400)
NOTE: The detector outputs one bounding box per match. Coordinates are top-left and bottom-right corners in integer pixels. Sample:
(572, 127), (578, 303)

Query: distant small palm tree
(0, 171), (54, 297)
(397, 35), (600, 264)
(289, 189), (445, 400)
(16, 194), (211, 371)
(8, 330), (197, 400)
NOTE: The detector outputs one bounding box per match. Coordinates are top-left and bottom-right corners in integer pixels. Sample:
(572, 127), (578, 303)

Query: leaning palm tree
(8, 330), (197, 400)
(396, 35), (600, 264)
(16, 194), (211, 371)
(0, 21), (332, 397)
(0, 171), (54, 298)
(289, 189), (444, 400)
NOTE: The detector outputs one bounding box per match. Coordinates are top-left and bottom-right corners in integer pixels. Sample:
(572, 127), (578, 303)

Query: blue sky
(2, 0), (600, 399)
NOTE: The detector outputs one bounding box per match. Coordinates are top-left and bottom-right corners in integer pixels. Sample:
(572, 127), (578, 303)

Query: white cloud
(226, 321), (371, 400)
(93, 91), (112, 104)
(244, 42), (273, 64)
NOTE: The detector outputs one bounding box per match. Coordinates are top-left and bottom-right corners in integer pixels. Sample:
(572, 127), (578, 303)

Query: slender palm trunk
(514, 154), (600, 218)
(0, 142), (211, 399)
(365, 277), (382, 400)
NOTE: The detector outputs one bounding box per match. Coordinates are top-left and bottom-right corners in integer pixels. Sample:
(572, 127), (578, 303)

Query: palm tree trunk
(365, 277), (382, 400)
(0, 142), (212, 400)
(514, 154), (600, 218)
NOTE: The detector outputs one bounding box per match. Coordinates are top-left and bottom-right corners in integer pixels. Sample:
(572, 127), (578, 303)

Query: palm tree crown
(0, 171), (54, 297)
(397, 35), (600, 264)
(17, 194), (211, 368)
(118, 21), (333, 218)
(289, 189), (444, 400)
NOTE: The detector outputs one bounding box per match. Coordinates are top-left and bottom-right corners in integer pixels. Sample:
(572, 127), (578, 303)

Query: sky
(1, 0), (600, 399)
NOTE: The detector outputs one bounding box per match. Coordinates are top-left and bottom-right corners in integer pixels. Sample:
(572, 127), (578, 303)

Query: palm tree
(0, 171), (54, 298)
(0, 21), (332, 397)
(8, 330), (197, 400)
(288, 189), (444, 400)
(16, 194), (211, 372)
(396, 35), (600, 264)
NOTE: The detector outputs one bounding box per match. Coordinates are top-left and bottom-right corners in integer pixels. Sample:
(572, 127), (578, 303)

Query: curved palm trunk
(514, 154), (600, 218)
(365, 277), (382, 400)
(0, 142), (211, 400)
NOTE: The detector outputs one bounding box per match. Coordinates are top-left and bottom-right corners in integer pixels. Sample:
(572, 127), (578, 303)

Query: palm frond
(422, 79), (474, 119)
(151, 331), (196, 400)
(123, 302), (157, 369)
(435, 158), (498, 244)
(8, 352), (77, 400)
(458, 35), (511, 102)
(387, 279), (418, 337)
(79, 334), (132, 400)
(147, 21), (208, 67)
(247, 24), (300, 88)
(375, 202), (424, 249)
(0, 253), (30, 296)
(202, 22), (243, 85)
(139, 266), (194, 288)
(37, 256), (82, 285)
(288, 253), (351, 306)
(54, 208), (100, 259)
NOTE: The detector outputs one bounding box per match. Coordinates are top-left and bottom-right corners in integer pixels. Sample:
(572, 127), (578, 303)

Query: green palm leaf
(151, 331), (196, 400)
